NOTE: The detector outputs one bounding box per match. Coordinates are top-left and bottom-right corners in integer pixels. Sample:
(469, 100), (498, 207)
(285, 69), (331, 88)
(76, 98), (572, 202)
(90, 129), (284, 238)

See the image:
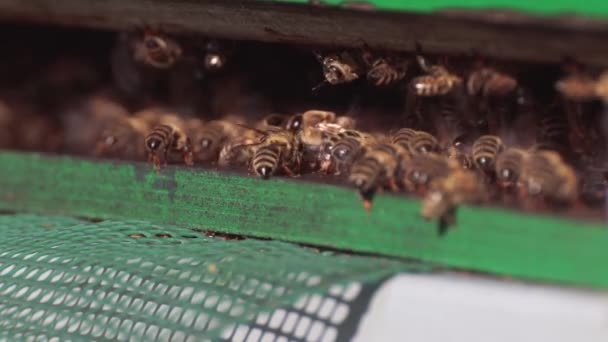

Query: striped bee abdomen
(495, 148), (526, 184)
(145, 124), (173, 152)
(391, 128), (417, 150)
(408, 131), (439, 154)
(349, 155), (383, 196)
(253, 143), (282, 179)
(472, 135), (504, 171)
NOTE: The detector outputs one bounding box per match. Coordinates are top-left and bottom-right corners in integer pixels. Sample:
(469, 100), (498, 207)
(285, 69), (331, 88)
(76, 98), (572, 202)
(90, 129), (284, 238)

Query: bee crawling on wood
(96, 116), (150, 161)
(348, 142), (409, 211)
(472, 135), (504, 180)
(248, 115), (305, 179)
(327, 129), (376, 175)
(403, 153), (457, 195)
(144, 115), (193, 171)
(421, 168), (487, 232)
(495, 147), (528, 191)
(189, 119), (244, 163)
(520, 150), (578, 206)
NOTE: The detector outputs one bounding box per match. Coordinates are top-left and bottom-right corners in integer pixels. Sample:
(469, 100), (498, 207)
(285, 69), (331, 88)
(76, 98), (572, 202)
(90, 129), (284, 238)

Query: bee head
(146, 136), (164, 152)
(332, 145), (352, 161)
(476, 156), (494, 170)
(287, 114), (304, 132)
(499, 168), (516, 182)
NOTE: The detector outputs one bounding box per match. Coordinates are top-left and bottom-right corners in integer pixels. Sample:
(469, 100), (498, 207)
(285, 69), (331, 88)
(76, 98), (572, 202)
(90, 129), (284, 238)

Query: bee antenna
(312, 80), (328, 92)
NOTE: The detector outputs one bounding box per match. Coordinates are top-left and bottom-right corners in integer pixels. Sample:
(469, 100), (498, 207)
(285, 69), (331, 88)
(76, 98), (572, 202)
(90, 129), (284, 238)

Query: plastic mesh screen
(0, 214), (427, 341)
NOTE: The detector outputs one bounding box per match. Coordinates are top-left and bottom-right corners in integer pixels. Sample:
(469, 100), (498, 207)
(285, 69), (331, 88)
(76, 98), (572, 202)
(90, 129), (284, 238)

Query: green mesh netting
(0, 214), (427, 341)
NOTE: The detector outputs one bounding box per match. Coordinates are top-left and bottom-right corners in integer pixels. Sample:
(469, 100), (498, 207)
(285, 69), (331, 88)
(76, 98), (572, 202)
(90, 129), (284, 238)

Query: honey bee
(410, 55), (463, 97)
(421, 168), (487, 229)
(467, 67), (518, 134)
(494, 147), (528, 189)
(96, 116), (150, 160)
(555, 73), (598, 102)
(467, 67), (518, 99)
(472, 135), (504, 175)
(329, 129), (376, 175)
(348, 142), (409, 210)
(445, 134), (475, 169)
(251, 116), (303, 179)
(218, 129), (262, 169)
(314, 51), (363, 87)
(145, 118), (193, 170)
(189, 119), (244, 163)
(403, 153), (455, 195)
(363, 54), (409, 87)
(520, 150), (578, 205)
(297, 125), (342, 173)
(407, 130), (440, 154)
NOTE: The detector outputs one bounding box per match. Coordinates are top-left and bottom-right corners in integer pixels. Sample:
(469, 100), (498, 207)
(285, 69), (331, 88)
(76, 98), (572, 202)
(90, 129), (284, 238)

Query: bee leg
(282, 165), (299, 177)
(183, 150), (194, 166)
(149, 154), (161, 173)
(388, 177), (400, 192)
(438, 206), (457, 236)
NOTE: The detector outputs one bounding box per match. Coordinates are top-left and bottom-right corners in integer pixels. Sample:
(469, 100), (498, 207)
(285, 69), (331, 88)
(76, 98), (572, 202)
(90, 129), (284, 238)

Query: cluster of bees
(1, 27), (608, 225)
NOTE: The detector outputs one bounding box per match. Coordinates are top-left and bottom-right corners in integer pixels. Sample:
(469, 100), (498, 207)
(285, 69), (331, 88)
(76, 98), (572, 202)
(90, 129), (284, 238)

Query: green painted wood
(276, 0), (608, 18)
(0, 150), (607, 288)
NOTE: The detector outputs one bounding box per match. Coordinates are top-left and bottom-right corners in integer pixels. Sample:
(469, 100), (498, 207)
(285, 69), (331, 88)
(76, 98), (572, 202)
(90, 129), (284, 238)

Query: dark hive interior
(1, 23), (607, 222)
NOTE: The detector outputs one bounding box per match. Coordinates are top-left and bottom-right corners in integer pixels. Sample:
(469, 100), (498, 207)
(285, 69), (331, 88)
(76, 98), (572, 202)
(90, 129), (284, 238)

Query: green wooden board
(275, 0), (608, 18)
(0, 151), (607, 288)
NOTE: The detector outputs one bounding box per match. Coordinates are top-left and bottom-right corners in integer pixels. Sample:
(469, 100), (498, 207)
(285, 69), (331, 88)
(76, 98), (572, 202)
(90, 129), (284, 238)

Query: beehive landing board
(0, 151), (607, 289)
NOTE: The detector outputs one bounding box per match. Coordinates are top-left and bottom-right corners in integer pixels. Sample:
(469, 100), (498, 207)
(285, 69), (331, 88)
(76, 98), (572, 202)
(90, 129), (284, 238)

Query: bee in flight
(410, 55), (463, 97)
(313, 50), (363, 89)
(361, 49), (409, 87)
